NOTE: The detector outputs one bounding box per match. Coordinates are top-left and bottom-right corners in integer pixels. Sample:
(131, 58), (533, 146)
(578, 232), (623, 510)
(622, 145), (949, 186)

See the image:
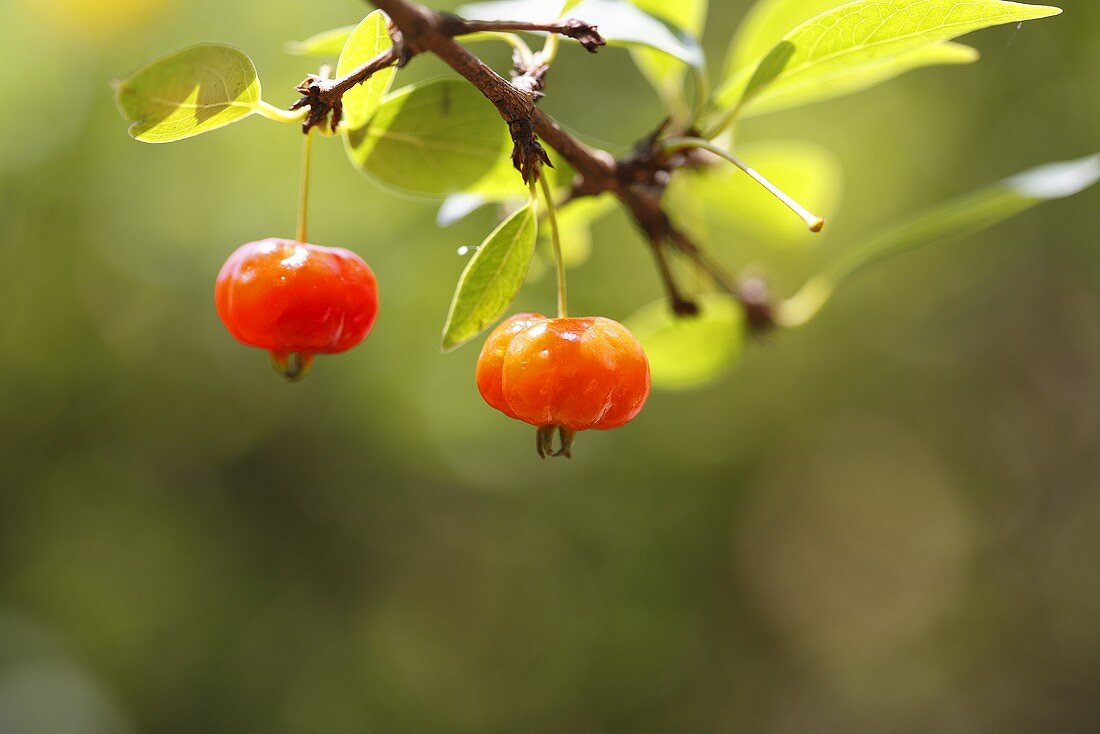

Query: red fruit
(215, 238), (378, 380)
(476, 314), (651, 457)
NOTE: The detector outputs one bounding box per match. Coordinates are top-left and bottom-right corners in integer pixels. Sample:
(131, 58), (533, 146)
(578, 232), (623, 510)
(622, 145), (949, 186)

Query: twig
(292, 46), (401, 132)
(437, 15), (606, 52)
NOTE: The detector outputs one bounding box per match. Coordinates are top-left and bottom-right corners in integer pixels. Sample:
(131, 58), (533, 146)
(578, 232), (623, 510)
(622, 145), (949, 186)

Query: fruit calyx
(269, 351), (314, 383)
(537, 424), (577, 460)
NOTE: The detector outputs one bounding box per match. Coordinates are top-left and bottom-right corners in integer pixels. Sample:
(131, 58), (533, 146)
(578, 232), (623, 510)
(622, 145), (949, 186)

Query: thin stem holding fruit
(662, 137), (826, 233)
(296, 128), (315, 243)
(539, 175), (569, 319)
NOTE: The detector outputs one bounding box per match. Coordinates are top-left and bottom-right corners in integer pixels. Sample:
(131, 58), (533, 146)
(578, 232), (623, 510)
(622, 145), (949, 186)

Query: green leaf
(716, 0), (1060, 123)
(668, 139), (843, 246)
(459, 0), (704, 68)
(345, 79), (513, 198)
(717, 41), (979, 118)
(337, 11), (397, 129)
(721, 0), (981, 115)
(626, 294), (747, 391)
(442, 201), (540, 352)
(286, 25), (355, 57)
(628, 0), (708, 112)
(114, 44), (263, 143)
(780, 154), (1100, 327)
(724, 0), (842, 78)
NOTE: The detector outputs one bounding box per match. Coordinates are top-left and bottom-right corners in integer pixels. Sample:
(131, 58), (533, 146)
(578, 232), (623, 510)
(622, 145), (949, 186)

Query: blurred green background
(2, 0), (1100, 731)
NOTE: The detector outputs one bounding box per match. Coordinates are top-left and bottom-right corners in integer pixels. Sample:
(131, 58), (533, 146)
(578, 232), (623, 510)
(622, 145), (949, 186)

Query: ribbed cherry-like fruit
(215, 238), (378, 381)
(476, 313), (651, 457)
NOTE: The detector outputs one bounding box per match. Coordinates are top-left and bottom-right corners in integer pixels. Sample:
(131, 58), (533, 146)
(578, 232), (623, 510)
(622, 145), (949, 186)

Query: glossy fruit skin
(477, 314), (651, 431)
(215, 238), (378, 356)
(476, 312), (547, 420)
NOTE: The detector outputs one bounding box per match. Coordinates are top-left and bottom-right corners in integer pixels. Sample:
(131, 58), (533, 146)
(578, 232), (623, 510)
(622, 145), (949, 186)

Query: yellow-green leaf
(345, 79), (512, 198)
(724, 0), (842, 78)
(717, 41), (979, 117)
(442, 202), (539, 352)
(337, 11), (397, 129)
(716, 0), (1060, 125)
(114, 44), (262, 143)
(626, 294), (747, 391)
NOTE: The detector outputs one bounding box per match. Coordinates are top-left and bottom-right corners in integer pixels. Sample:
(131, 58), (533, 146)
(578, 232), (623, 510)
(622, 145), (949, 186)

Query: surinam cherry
(476, 313), (651, 458)
(215, 238), (379, 381)
(214, 122), (379, 381)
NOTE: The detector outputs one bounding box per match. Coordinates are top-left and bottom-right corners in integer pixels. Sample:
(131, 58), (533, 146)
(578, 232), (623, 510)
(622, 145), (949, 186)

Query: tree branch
(311, 0), (760, 321)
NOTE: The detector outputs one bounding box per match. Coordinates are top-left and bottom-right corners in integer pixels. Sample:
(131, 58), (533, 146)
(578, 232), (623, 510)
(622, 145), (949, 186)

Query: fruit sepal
(269, 351), (314, 383)
(536, 425), (576, 460)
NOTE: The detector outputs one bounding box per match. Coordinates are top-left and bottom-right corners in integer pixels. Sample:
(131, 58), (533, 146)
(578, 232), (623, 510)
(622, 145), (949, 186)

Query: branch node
(508, 118), (552, 183)
(291, 47), (400, 134)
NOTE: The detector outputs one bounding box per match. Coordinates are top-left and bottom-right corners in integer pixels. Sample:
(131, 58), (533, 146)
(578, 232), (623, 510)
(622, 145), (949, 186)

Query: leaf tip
(1020, 3), (1063, 20)
(439, 332), (464, 354)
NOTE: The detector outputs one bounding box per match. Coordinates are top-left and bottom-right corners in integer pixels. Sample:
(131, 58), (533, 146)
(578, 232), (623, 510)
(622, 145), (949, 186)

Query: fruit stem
(537, 175), (569, 319)
(662, 137), (826, 233)
(296, 127), (315, 243)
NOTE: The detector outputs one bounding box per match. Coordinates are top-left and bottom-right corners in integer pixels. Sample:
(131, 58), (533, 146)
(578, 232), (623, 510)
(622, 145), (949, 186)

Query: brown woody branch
(292, 46), (401, 132)
(296, 0), (768, 320)
(435, 14), (607, 52)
